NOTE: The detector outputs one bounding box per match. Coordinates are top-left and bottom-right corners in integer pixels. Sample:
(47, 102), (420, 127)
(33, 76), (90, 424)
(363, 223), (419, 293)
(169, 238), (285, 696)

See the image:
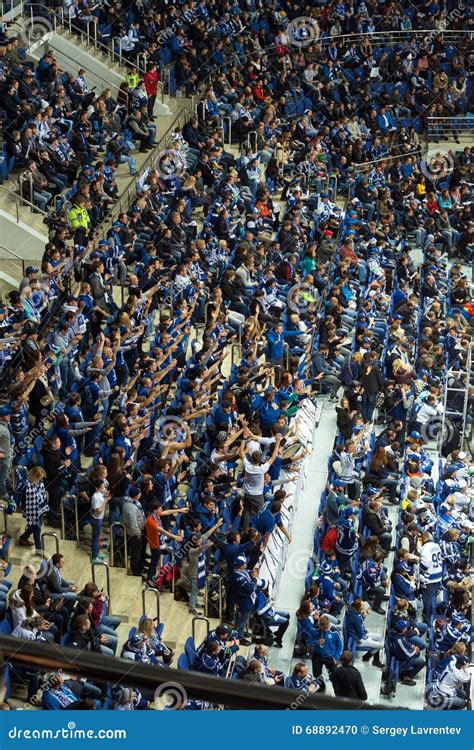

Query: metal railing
(40, 531), (59, 556)
(0, 245), (26, 279)
(204, 573), (223, 620)
(142, 585), (160, 623)
(0, 181), (48, 225)
(60, 494), (80, 546)
(110, 522), (128, 570)
(91, 560), (112, 612)
(0, 505), (8, 535)
(191, 614), (209, 644)
(427, 116), (474, 142)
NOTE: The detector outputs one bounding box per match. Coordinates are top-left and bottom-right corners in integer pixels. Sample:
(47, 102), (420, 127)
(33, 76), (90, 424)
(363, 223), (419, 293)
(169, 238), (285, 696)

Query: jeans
(421, 582), (438, 622)
(400, 655), (424, 678)
(335, 550), (352, 575)
(189, 576), (199, 610)
(33, 189), (52, 211)
(235, 608), (251, 639)
(51, 591), (77, 616)
(147, 548), (161, 582)
(21, 523), (42, 550)
(361, 392), (378, 421)
(90, 516), (103, 560)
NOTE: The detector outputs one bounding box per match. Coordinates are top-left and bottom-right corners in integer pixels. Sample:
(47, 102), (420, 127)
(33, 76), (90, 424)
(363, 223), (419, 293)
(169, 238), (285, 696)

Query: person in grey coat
(122, 486), (146, 576)
(0, 405), (12, 498)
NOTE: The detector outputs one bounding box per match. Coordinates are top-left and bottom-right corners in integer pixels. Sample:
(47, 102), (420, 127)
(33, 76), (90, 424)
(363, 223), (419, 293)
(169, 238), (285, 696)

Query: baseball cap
(234, 556), (247, 568)
(341, 507), (356, 519)
(396, 619), (408, 630)
(410, 431), (423, 440)
(320, 561), (332, 575)
(0, 405), (11, 417)
(25, 266), (39, 275)
(128, 486), (141, 498)
(215, 625), (231, 637)
(333, 479), (346, 488)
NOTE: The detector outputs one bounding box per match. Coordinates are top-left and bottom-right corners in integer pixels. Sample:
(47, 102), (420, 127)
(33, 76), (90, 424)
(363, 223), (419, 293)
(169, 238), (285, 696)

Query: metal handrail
(0, 245), (26, 277)
(0, 182), (48, 221)
(110, 522), (128, 570)
(142, 585), (160, 623)
(0, 505), (8, 535)
(353, 149), (424, 172)
(60, 494), (80, 546)
(204, 573), (223, 620)
(191, 614), (209, 644)
(116, 105), (191, 218)
(91, 561), (112, 613)
(40, 531), (59, 556)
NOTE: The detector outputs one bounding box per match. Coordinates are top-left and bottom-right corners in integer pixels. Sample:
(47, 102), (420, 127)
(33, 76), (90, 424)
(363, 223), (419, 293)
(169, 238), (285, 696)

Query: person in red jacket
(144, 63), (159, 119)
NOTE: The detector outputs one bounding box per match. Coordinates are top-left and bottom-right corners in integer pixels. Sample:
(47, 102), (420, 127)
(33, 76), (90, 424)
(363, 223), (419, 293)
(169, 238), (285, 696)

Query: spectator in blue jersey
(254, 582), (290, 648)
(388, 619), (426, 686)
(356, 552), (388, 615)
(310, 615), (343, 687)
(335, 506), (359, 576)
(344, 599), (384, 668)
(284, 663), (319, 692)
(191, 641), (225, 677)
(230, 555), (261, 645)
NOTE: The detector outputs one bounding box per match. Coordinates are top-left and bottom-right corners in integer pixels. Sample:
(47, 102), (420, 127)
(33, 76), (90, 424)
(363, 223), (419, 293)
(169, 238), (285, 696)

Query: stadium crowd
(0, 0), (472, 712)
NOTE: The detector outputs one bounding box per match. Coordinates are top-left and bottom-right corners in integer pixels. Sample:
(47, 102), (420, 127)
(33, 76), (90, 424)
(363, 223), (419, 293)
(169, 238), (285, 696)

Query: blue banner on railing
(0, 711), (471, 750)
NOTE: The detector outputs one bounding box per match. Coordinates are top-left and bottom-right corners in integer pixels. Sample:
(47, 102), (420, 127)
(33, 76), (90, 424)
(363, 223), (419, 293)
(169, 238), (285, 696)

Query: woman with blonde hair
(18, 467), (48, 551)
(138, 616), (174, 664)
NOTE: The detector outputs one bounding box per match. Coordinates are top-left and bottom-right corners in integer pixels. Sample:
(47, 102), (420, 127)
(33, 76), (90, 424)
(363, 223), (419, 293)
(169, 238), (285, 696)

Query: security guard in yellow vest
(68, 196), (90, 243)
(126, 68), (139, 90)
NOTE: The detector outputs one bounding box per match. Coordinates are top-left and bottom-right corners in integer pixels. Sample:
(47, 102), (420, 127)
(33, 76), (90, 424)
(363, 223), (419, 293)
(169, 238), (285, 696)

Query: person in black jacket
(330, 650), (368, 701)
(360, 355), (384, 422)
(69, 612), (114, 655)
(41, 436), (70, 524)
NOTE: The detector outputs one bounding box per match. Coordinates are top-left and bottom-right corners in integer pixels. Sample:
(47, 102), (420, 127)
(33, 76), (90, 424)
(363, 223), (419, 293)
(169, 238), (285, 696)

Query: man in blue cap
(0, 405), (12, 498)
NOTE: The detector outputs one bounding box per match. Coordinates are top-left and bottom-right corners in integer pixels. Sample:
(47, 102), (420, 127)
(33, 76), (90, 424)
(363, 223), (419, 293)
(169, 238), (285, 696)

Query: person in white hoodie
(426, 655), (472, 709)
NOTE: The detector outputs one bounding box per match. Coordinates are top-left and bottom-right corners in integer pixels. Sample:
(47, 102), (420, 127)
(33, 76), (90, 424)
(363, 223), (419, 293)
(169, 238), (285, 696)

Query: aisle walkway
(269, 398), (337, 674)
